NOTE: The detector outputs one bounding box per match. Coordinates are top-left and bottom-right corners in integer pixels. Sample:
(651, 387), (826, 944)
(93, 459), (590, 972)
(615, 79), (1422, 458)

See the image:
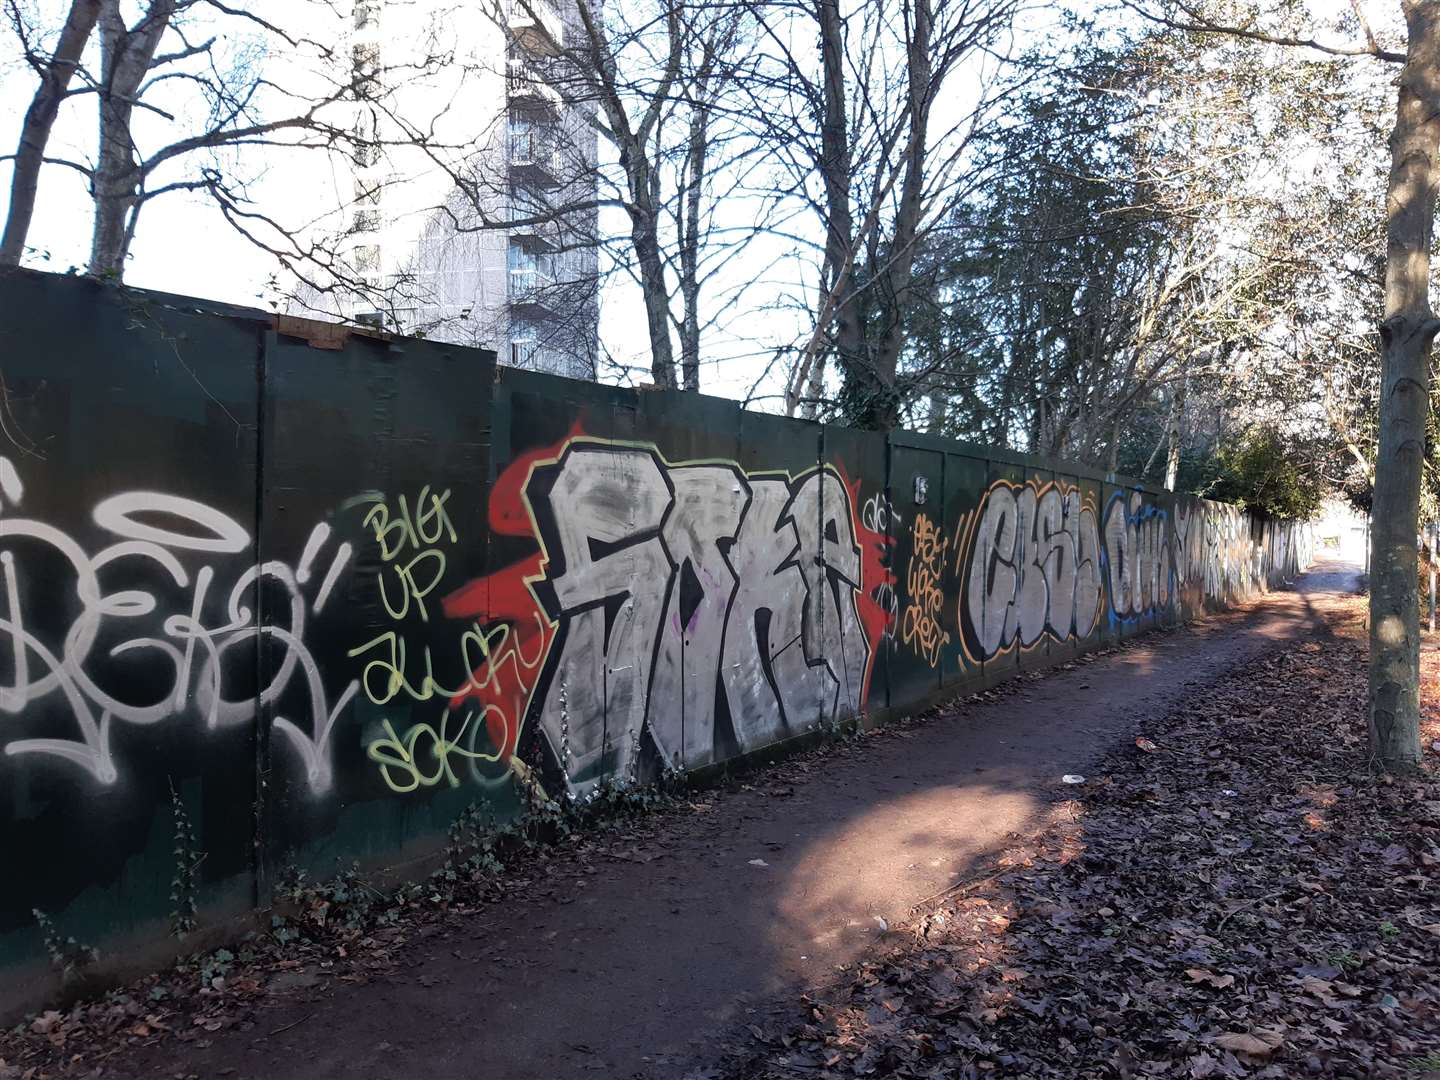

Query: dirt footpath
(102, 560), (1363, 1080)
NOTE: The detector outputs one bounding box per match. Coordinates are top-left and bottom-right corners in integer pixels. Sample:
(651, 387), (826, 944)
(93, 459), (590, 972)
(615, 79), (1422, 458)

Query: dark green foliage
(1202, 426), (1327, 519)
(273, 863), (384, 937)
(906, 33), (1170, 452)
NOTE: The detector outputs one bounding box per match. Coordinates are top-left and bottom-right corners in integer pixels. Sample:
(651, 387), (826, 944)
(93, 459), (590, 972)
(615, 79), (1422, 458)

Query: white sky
(0, 0), (809, 402)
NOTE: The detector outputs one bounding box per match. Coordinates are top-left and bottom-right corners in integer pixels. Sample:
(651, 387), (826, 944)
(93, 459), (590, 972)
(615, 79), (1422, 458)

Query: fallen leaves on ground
(713, 596), (1440, 1079)
(0, 796), (723, 1079)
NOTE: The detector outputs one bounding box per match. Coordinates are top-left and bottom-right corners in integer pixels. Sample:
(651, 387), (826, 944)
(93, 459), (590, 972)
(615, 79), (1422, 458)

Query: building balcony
(510, 268), (558, 316)
(507, 60), (562, 117)
(509, 199), (560, 251)
(509, 219), (560, 253)
(507, 0), (563, 57)
(509, 131), (563, 189)
(510, 338), (556, 371)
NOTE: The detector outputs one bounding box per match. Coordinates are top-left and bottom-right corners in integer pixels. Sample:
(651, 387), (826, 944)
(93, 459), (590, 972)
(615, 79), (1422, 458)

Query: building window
(507, 243), (537, 275)
(354, 178), (382, 207)
(352, 109), (381, 168)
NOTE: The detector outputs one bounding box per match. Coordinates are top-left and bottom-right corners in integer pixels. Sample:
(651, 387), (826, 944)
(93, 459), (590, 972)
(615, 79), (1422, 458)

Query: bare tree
(0, 0), (103, 267)
(0, 0), (440, 284)
(568, 0), (684, 387)
(372, 0), (764, 390)
(673, 6), (745, 391)
(738, 0), (1025, 429)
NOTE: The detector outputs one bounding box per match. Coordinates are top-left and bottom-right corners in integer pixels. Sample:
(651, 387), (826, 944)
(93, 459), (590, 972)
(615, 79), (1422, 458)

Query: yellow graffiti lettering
(411, 486), (457, 547)
(362, 487), (456, 562)
(458, 611), (547, 696)
(351, 486), (470, 721)
(900, 511), (950, 667)
(362, 502), (412, 562)
(366, 708), (505, 794)
(347, 631), (470, 705)
(349, 614), (550, 708)
(377, 548), (448, 622)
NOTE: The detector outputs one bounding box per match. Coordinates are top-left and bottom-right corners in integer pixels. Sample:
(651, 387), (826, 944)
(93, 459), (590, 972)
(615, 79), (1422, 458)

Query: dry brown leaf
(27, 1013), (61, 1036)
(1185, 968), (1235, 989)
(1213, 1029), (1283, 1056)
(1187, 1051), (1220, 1078)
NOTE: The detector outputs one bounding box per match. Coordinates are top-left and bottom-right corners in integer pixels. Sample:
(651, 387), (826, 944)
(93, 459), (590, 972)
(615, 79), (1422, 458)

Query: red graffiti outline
(835, 463), (896, 706)
(443, 435), (892, 769)
(441, 421), (583, 763)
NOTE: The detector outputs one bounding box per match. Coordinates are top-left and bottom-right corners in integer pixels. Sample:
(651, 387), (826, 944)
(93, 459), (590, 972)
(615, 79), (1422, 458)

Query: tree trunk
(634, 218), (676, 388)
(1370, 0), (1440, 774)
(815, 0), (867, 415)
(1164, 373), (1187, 491)
(1141, 420), (1166, 478)
(89, 0), (176, 278)
(678, 86), (710, 392)
(867, 0), (934, 432)
(571, 0), (683, 390)
(0, 0), (103, 267)
(925, 390), (946, 434)
(614, 138), (675, 388)
(801, 351), (825, 419)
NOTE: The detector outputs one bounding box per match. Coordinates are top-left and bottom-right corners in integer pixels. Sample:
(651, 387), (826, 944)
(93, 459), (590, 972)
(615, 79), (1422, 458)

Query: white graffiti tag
(1103, 491), (1173, 619)
(963, 481), (1103, 659)
(0, 460), (357, 791)
(524, 443), (870, 788)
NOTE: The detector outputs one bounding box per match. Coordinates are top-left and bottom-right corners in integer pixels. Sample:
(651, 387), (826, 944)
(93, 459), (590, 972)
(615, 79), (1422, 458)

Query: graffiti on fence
(347, 486), (471, 706)
(0, 440), (1311, 806)
(0, 458), (358, 792)
(959, 479), (1104, 661)
(418, 437), (886, 794)
(1103, 490), (1172, 621)
(900, 511), (949, 667)
(366, 706), (502, 794)
(840, 467), (898, 693)
(526, 441), (874, 788)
